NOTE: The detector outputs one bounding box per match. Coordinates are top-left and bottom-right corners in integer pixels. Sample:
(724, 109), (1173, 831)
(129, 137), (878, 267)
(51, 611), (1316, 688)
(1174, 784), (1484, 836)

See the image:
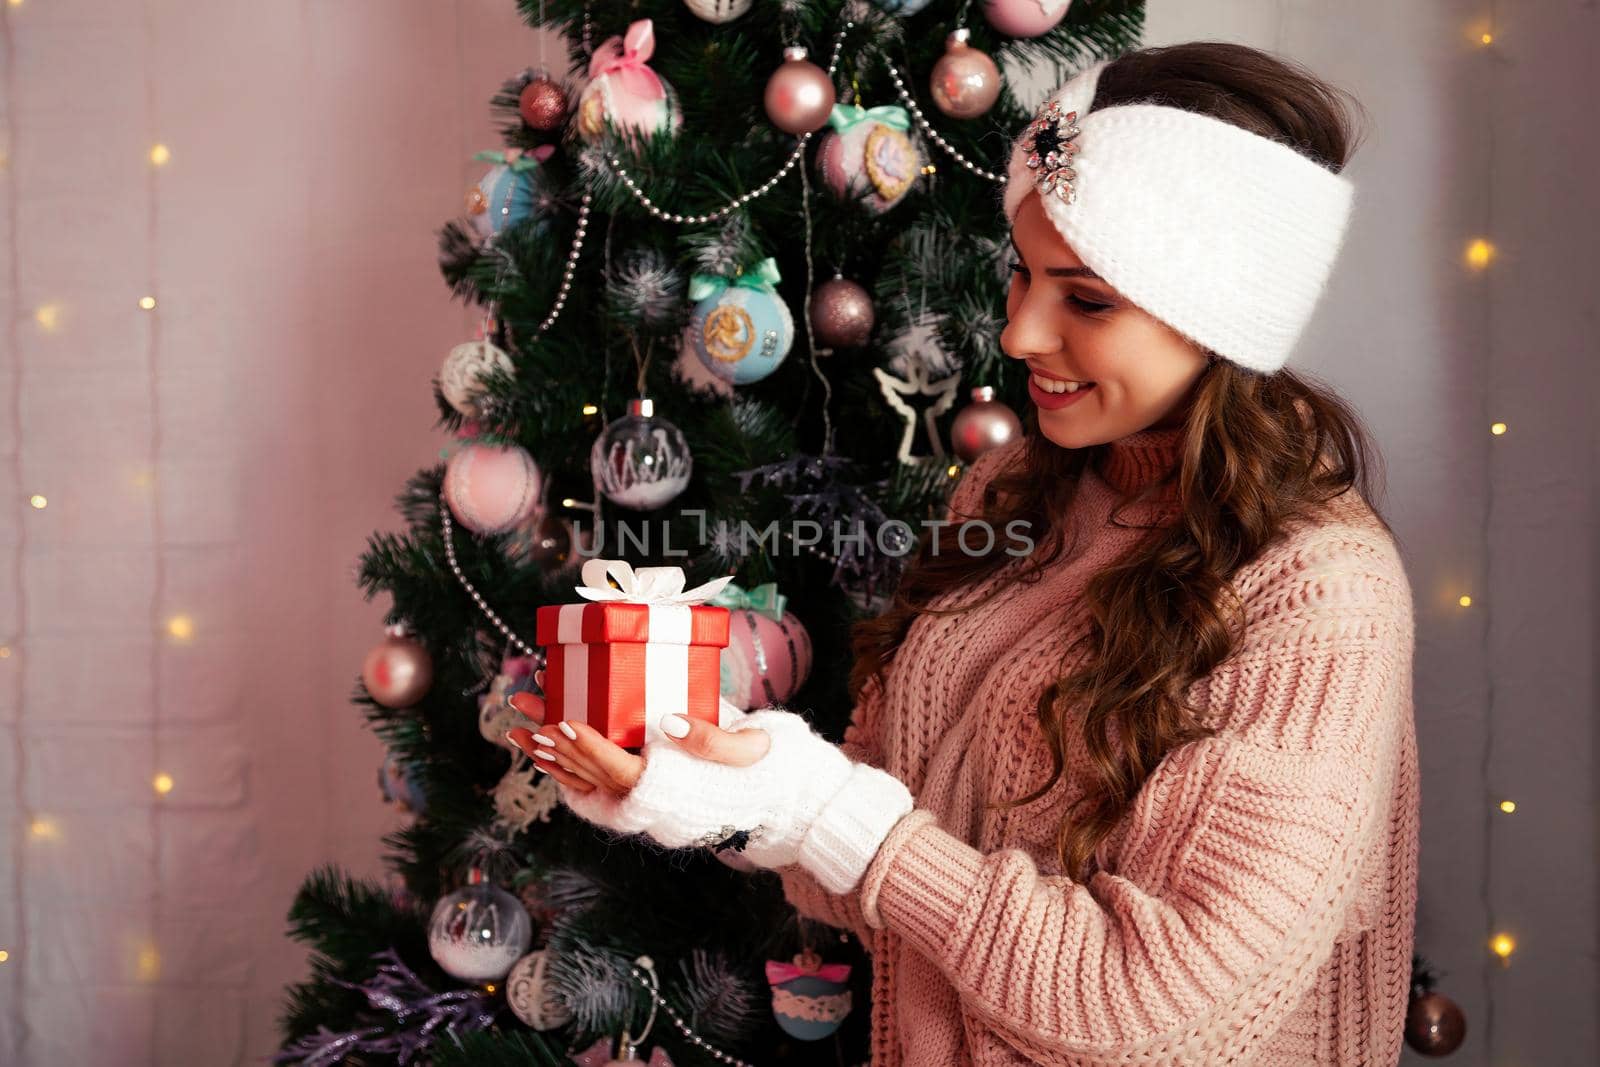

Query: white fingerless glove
(558, 706), (914, 894)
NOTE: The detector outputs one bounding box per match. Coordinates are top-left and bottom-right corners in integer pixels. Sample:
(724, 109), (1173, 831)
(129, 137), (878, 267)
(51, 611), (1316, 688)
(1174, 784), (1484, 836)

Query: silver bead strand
(604, 19), (856, 225)
(530, 192), (592, 339)
(438, 492), (539, 659)
(626, 960), (757, 1067)
(881, 56), (1008, 184)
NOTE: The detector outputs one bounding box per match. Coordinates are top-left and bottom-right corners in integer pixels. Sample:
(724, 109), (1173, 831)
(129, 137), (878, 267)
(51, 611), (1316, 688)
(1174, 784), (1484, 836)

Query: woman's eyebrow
(1045, 266), (1103, 279)
(1007, 236), (1104, 280)
(1004, 233), (1107, 278)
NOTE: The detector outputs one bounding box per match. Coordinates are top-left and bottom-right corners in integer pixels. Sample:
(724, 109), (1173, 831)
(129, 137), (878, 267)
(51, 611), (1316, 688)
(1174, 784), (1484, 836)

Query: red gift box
(535, 599), (730, 749)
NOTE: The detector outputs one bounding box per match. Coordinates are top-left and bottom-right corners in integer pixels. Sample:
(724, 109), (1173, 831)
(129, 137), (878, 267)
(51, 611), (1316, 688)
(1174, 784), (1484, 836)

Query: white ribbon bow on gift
(574, 558), (735, 606)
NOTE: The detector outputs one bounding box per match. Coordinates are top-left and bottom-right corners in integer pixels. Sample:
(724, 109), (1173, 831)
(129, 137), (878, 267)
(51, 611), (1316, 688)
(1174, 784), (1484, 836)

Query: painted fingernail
(530, 733), (557, 748)
(532, 749), (557, 762)
(661, 714), (690, 739)
(503, 731), (526, 753)
(558, 721), (579, 741)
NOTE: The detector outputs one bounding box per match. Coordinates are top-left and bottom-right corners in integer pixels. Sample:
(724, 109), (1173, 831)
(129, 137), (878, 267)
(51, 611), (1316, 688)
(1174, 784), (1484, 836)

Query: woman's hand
(502, 691), (913, 893)
(503, 692), (771, 799)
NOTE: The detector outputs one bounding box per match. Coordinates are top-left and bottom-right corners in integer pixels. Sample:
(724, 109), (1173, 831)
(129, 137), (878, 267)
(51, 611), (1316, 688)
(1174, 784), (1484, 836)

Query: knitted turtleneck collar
(1095, 423), (1185, 499)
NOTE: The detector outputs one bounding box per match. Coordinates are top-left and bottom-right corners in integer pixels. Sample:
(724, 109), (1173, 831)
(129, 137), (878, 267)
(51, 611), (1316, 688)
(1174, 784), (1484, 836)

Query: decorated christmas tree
(277, 1), (1143, 1063)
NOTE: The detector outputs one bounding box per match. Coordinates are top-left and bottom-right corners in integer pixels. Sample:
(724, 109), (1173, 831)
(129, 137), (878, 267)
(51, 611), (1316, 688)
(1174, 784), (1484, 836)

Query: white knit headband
(1002, 59), (1356, 375)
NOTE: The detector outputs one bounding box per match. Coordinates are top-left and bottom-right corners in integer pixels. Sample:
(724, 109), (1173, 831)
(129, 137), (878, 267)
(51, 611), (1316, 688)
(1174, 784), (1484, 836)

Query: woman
(509, 42), (1418, 1066)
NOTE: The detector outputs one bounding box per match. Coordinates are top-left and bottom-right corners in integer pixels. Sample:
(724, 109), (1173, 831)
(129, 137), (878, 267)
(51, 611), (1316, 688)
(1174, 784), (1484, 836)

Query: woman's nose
(1000, 291), (1063, 362)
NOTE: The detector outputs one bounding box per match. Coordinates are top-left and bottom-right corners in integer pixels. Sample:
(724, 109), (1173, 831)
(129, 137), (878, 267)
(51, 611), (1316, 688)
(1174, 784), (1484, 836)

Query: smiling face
(1001, 190), (1213, 449)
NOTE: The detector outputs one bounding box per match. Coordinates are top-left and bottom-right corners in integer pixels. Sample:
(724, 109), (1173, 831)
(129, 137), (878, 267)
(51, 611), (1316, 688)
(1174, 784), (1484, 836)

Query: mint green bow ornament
(472, 147), (548, 172)
(708, 581), (787, 622)
(688, 257), (782, 302)
(826, 103), (911, 135)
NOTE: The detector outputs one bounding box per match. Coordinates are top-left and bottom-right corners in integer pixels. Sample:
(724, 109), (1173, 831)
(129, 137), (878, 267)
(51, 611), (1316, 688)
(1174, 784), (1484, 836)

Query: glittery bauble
(764, 47), (836, 135)
(983, 0), (1071, 37)
(1405, 992), (1466, 1056)
(816, 114), (922, 214)
(590, 398), (693, 511)
(505, 949), (573, 1029)
(427, 871), (533, 982)
(505, 511), (573, 570)
(683, 0), (752, 24)
(518, 75), (569, 130)
(362, 627), (434, 708)
(950, 386), (1023, 462)
(690, 285), (795, 385)
(721, 609), (812, 711)
(929, 31), (1001, 120)
(440, 339), (514, 417)
(443, 443), (541, 536)
(809, 277), (875, 349)
(576, 69), (681, 145)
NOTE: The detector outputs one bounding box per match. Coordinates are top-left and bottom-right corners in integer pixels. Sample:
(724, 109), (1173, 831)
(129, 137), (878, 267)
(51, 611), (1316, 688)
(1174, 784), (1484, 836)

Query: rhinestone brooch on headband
(1021, 99), (1083, 204)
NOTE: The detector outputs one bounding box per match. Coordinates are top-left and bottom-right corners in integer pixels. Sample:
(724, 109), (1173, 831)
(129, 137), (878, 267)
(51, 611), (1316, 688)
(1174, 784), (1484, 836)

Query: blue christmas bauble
(377, 752), (427, 814)
(873, 0), (935, 13)
(689, 286), (794, 385)
(466, 162), (548, 242)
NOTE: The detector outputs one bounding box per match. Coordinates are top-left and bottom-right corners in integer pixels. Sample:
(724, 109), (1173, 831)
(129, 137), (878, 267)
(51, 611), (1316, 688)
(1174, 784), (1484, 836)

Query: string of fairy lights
(3, 0), (182, 1013)
(1472, 4), (1513, 1056)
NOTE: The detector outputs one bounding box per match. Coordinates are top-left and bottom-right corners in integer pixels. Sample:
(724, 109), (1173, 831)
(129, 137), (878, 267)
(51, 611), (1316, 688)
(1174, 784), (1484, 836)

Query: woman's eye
(1068, 294), (1114, 315)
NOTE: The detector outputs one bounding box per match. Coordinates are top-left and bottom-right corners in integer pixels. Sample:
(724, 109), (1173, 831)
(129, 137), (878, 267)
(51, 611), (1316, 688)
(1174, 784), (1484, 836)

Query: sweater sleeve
(855, 544), (1414, 1064)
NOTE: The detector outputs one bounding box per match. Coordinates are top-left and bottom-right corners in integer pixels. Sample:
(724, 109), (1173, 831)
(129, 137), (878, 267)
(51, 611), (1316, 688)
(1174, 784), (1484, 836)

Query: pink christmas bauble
(443, 442), (541, 535)
(576, 71), (682, 145)
(362, 627), (434, 708)
(721, 610), (813, 711)
(815, 116), (922, 214)
(929, 31), (1002, 119)
(764, 47), (836, 135)
(983, 0), (1072, 38)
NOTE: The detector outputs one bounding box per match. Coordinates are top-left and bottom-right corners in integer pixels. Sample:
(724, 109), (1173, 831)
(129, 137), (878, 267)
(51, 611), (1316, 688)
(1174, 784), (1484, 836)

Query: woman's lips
(1027, 372), (1096, 410)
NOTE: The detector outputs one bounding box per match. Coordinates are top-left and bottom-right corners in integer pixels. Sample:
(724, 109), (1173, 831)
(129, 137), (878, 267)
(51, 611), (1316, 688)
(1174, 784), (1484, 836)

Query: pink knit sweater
(777, 425), (1420, 1066)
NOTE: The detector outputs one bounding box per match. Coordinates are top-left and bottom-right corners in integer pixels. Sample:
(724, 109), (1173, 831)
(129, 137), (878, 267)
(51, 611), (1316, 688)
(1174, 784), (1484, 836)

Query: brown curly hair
(849, 41), (1393, 881)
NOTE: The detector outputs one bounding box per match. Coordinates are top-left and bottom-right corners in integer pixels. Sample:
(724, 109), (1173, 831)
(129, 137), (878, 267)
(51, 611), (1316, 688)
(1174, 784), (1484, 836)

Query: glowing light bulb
(152, 772), (175, 795)
(29, 817), (58, 840)
(560, 498), (578, 508)
(1499, 800), (1516, 813)
(1458, 595), (1472, 608)
(34, 304), (61, 332)
(1490, 932), (1516, 959)
(581, 403), (599, 416)
(1480, 32), (1493, 45)
(138, 296), (157, 311)
(149, 144), (172, 167)
(166, 615), (195, 641)
(0, 646), (11, 658)
(136, 943), (162, 982)
(947, 464), (961, 478)
(28, 494), (46, 509)
(0, 950), (10, 963)
(1491, 422), (1507, 435)
(1465, 238), (1495, 270)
